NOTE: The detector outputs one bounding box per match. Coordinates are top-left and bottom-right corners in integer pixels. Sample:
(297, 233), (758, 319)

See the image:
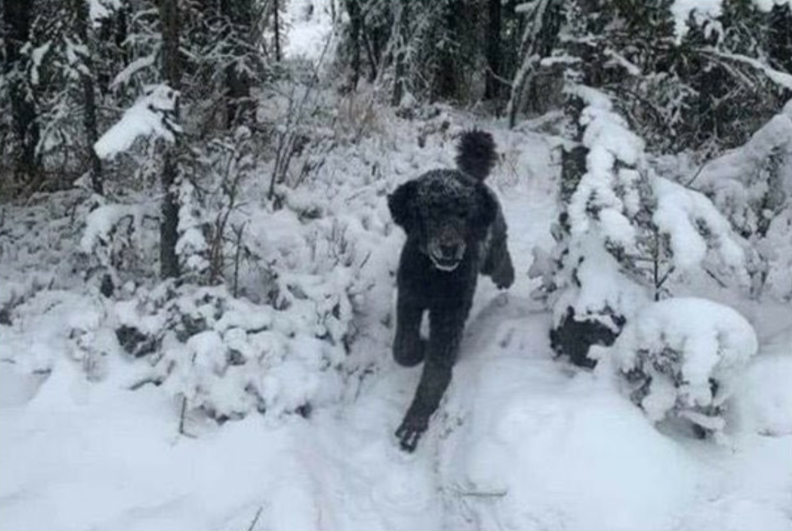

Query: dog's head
(388, 171), (497, 272)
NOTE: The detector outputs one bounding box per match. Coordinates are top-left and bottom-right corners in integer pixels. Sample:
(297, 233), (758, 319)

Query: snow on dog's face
(388, 170), (496, 272)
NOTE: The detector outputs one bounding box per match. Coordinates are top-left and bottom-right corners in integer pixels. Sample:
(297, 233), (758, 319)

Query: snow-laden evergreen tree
(532, 84), (747, 367)
(529, 0), (792, 368)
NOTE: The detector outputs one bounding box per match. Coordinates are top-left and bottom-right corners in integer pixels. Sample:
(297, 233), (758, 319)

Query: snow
(94, 85), (181, 160)
(283, 0), (336, 61)
(732, 326), (792, 436)
(2, 75), (791, 531)
(653, 177), (745, 272)
(555, 238), (649, 330)
(81, 203), (144, 255)
(89, 0), (122, 23)
(671, 0), (723, 42)
(29, 42), (51, 86)
(753, 0), (792, 11)
(567, 87), (644, 249)
(110, 54), (156, 89)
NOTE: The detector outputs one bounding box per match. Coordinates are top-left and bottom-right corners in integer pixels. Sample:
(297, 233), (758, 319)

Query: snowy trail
(272, 185), (558, 531)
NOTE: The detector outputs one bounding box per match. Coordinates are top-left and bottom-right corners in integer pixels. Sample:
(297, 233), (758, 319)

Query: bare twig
(245, 506), (263, 531)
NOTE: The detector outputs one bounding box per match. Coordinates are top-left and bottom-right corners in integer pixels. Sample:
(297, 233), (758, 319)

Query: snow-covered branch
(94, 85), (182, 160)
(701, 48), (792, 91)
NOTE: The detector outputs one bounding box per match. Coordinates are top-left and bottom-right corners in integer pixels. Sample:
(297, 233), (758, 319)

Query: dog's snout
(440, 243), (458, 258)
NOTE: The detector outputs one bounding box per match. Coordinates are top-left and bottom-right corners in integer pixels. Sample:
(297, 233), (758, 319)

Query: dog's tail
(455, 129), (496, 181)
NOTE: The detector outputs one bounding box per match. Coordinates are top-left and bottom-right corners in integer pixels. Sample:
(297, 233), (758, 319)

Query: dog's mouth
(430, 254), (461, 272)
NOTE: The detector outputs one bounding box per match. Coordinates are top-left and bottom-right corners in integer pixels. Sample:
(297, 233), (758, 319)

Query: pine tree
(534, 0), (753, 367)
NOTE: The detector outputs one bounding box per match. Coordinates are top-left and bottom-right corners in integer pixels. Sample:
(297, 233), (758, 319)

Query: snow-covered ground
(1, 112), (791, 531)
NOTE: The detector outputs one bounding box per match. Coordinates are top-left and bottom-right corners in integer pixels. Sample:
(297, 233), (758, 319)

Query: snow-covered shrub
(689, 99), (792, 299)
(0, 288), (112, 382)
(600, 297), (758, 438)
(534, 86), (748, 367)
(115, 281), (352, 421)
(80, 198), (160, 289)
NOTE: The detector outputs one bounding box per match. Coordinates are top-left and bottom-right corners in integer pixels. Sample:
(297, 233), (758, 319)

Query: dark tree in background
(159, 0), (182, 279)
(71, 0), (103, 194)
(344, 0), (362, 89)
(390, 0), (410, 106)
(3, 0), (40, 187)
(769, 2), (792, 88)
(484, 0), (502, 100)
(221, 0), (257, 128)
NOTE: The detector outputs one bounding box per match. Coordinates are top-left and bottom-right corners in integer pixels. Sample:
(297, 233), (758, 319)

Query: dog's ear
(388, 180), (419, 232)
(475, 185), (498, 228)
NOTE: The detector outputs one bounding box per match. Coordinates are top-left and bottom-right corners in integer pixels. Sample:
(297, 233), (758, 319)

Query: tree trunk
(506, 0), (562, 127)
(273, 0), (281, 62)
(485, 0), (502, 100)
(159, 0), (181, 279)
(3, 0), (40, 185)
(433, 0), (459, 101)
(345, 0), (362, 89)
(73, 0), (103, 195)
(769, 3), (792, 84)
(222, 0), (256, 127)
(560, 94), (586, 207)
(391, 0), (409, 107)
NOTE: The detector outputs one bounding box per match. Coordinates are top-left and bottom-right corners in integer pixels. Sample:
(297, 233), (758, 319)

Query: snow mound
(440, 358), (700, 531)
(607, 297), (758, 434)
(732, 326), (792, 436)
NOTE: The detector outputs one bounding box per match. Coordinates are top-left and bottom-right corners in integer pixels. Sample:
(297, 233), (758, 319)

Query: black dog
(388, 130), (515, 451)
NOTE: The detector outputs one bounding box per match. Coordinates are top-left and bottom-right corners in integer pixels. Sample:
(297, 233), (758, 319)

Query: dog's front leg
(393, 296), (426, 367)
(396, 309), (463, 452)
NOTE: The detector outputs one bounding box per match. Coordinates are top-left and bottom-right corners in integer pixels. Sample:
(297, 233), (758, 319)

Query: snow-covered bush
(114, 281), (352, 421)
(599, 297), (758, 438)
(534, 86), (749, 367)
(689, 99), (792, 299)
(80, 198), (160, 289)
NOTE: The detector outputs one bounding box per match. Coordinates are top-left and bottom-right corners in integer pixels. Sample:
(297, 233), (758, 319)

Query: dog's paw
(395, 414), (429, 452)
(494, 262), (515, 290)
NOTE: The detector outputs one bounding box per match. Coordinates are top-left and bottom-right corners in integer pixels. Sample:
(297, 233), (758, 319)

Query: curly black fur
(455, 129), (497, 181)
(388, 130), (515, 452)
